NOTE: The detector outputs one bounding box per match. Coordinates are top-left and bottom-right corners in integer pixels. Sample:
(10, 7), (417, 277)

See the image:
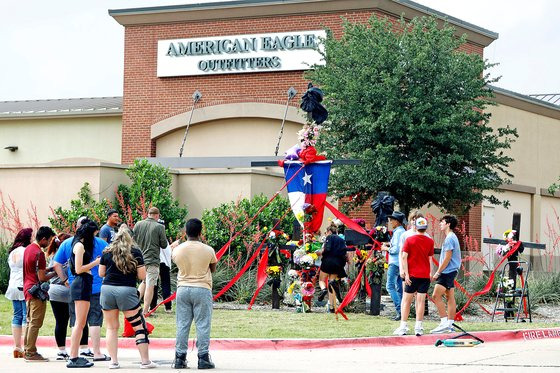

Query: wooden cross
(483, 212), (546, 250)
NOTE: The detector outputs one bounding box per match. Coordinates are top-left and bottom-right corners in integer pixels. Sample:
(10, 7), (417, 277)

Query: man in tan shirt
(171, 218), (217, 370)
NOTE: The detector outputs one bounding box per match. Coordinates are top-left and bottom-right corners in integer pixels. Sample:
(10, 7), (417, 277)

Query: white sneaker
(430, 323), (451, 334)
(393, 325), (409, 336)
(414, 327), (424, 336)
(140, 361), (158, 369)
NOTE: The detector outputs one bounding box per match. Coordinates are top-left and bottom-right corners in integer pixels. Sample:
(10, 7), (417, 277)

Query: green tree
(49, 182), (110, 233)
(116, 159), (188, 239)
(307, 16), (518, 214)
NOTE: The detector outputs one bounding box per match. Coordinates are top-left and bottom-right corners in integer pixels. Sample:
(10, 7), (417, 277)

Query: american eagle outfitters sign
(157, 30), (326, 77)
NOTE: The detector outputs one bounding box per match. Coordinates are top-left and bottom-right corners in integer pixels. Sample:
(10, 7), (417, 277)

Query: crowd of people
(5, 207), (217, 370)
(4, 202), (461, 369)
(381, 211), (461, 336)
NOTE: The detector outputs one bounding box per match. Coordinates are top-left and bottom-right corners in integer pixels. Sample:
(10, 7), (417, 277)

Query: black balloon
(371, 192), (395, 227)
(300, 83), (328, 124)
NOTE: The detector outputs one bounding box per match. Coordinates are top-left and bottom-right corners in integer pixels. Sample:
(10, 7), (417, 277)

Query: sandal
(67, 357), (94, 368)
(13, 348), (24, 358)
(93, 354), (111, 361)
(80, 349), (94, 358)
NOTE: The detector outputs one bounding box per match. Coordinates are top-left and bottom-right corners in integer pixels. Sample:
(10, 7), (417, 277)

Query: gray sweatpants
(175, 286), (213, 356)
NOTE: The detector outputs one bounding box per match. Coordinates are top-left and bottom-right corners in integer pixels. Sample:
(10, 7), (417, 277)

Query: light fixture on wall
(4, 146), (18, 152)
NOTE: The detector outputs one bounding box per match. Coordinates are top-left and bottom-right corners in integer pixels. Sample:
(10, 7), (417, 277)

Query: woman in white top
(5, 228), (33, 358)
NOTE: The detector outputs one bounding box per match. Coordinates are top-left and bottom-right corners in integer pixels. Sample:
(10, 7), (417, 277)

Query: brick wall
(122, 8), (484, 244)
(121, 10), (483, 163)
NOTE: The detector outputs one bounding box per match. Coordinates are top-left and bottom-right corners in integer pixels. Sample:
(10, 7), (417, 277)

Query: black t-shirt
(100, 248), (144, 288)
(323, 234), (347, 259)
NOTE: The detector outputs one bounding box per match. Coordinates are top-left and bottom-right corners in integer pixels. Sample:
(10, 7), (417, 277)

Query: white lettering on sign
(157, 30), (326, 77)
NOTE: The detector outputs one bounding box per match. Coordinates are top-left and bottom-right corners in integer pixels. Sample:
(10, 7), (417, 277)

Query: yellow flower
(295, 211), (305, 221)
(287, 282), (296, 294)
(263, 226), (268, 231)
(310, 253), (318, 260)
(383, 263), (389, 269)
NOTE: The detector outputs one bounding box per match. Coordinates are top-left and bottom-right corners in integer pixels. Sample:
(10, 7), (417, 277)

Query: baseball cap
(415, 217), (428, 230)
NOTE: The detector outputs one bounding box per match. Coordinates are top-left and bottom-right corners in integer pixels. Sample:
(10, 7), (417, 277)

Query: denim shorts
(100, 285), (140, 311)
(12, 300), (27, 327)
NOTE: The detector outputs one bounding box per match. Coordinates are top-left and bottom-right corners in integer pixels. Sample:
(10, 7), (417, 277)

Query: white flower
(300, 255), (314, 266)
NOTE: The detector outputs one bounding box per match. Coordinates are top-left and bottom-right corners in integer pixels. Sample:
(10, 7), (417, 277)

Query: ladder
(492, 260), (532, 323)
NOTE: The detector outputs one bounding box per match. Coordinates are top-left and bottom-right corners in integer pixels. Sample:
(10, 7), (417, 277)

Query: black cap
(388, 211), (405, 224)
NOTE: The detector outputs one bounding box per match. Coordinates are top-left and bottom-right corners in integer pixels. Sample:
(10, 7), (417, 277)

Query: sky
(0, 0), (558, 101)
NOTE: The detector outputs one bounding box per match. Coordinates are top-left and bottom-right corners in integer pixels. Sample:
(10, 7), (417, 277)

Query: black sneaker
(67, 357), (94, 368)
(392, 314), (401, 321)
(172, 352), (187, 369)
(57, 351), (70, 360)
(198, 353), (215, 369)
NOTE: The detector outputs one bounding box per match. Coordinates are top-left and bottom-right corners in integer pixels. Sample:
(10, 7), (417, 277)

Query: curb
(2, 328), (559, 351)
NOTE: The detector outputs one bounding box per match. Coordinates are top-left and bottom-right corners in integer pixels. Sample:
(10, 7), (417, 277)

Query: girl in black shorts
(317, 225), (348, 312)
(67, 221), (100, 368)
(99, 224), (156, 369)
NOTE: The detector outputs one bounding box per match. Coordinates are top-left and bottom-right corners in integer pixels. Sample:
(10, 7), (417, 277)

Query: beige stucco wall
(0, 163), (128, 240)
(487, 104), (560, 189)
(0, 116), (122, 165)
(155, 117), (302, 158)
(174, 169), (288, 219)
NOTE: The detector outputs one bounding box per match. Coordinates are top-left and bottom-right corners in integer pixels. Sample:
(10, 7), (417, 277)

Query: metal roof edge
(109, 0), (498, 42)
(489, 85), (560, 112)
(393, 0), (498, 40)
(0, 110), (123, 120)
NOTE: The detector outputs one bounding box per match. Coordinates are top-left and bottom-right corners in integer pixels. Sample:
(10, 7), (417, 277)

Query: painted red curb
(2, 328), (559, 351)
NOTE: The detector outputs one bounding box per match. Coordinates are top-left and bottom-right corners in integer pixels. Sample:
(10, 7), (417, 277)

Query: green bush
(116, 159), (188, 239)
(529, 272), (560, 305)
(0, 243), (9, 293)
(49, 183), (110, 233)
(201, 194), (294, 256)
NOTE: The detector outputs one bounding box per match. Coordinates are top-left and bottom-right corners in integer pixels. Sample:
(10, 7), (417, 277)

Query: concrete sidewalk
(2, 338), (560, 372)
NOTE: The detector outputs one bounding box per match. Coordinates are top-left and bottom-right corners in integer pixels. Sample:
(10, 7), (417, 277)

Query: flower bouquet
(297, 123), (323, 149)
(366, 251), (387, 285)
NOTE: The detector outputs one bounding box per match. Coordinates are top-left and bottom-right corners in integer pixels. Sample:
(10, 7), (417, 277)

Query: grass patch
(0, 296), (553, 339)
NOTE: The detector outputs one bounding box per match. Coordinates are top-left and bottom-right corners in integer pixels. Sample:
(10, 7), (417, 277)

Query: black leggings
(150, 263), (172, 311)
(51, 301), (89, 347)
(50, 300), (70, 348)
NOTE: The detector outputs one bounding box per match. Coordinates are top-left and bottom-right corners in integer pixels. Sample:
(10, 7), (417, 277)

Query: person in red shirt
(393, 217), (434, 336)
(23, 226), (56, 361)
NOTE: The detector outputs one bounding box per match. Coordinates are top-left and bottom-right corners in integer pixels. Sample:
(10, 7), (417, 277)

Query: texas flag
(283, 160), (332, 233)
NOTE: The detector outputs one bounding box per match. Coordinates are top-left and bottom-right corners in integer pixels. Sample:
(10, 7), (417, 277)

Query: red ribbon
(213, 240), (265, 301)
(324, 201), (383, 319)
(454, 241), (522, 318)
(248, 247), (269, 309)
(212, 207), (292, 301)
(215, 164), (304, 260)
